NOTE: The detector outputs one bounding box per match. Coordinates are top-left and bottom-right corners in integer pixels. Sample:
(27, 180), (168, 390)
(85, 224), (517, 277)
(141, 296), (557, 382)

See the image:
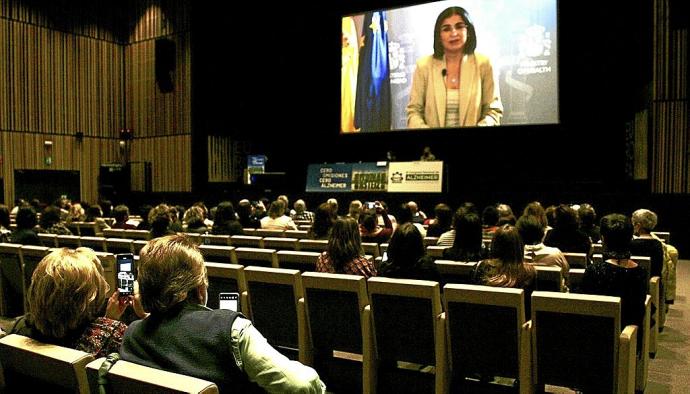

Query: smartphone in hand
(116, 253), (136, 296)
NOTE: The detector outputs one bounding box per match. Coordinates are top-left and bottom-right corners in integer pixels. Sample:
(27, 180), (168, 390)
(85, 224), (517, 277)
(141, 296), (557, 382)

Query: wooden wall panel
(130, 135), (191, 192)
(0, 18), (123, 137)
(1, 132), (118, 204)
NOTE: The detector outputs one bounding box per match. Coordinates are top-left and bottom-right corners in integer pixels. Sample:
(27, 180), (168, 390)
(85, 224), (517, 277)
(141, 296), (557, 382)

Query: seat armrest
(618, 325), (637, 394)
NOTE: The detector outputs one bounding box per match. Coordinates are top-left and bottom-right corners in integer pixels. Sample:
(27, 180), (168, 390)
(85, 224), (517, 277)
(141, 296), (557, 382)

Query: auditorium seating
(361, 242), (380, 258)
(103, 228), (126, 238)
(204, 262), (248, 316)
(234, 247), (278, 268)
(79, 236), (107, 252)
(37, 233), (58, 248)
(19, 245), (50, 312)
(276, 250), (320, 271)
(86, 357), (219, 394)
(285, 230), (309, 239)
(93, 252), (117, 298)
(562, 252), (588, 268)
(426, 245), (447, 259)
(229, 235), (263, 248)
(0, 334), (93, 393)
(262, 237), (299, 251)
(531, 291), (637, 393)
(0, 243), (24, 316)
(297, 239), (328, 253)
(300, 272), (374, 393)
(434, 260), (477, 285)
(200, 234), (231, 246)
(444, 284), (531, 393)
(105, 238), (135, 254)
(198, 245), (237, 265)
(243, 266), (305, 361)
(366, 277), (447, 393)
(254, 229), (286, 238)
(56, 234), (81, 249)
(132, 240), (148, 255)
(533, 265), (563, 292)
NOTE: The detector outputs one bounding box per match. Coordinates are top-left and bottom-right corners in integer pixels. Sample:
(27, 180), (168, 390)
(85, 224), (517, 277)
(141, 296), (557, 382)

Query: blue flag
(354, 11), (391, 132)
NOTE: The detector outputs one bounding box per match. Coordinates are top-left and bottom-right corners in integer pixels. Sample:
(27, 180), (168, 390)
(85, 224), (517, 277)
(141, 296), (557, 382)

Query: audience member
(396, 203), (427, 237)
(211, 201), (244, 236)
(119, 235), (325, 393)
(543, 204), (592, 255)
(580, 214), (647, 337)
(437, 204), (475, 247)
(237, 199), (260, 229)
(317, 218), (377, 278)
(308, 202), (336, 240)
(481, 205), (500, 238)
(292, 199), (314, 222)
(517, 214), (569, 290)
(149, 204), (175, 239)
(38, 205), (73, 235)
(136, 204), (153, 230)
(10, 206), (41, 246)
(379, 223), (441, 282)
(10, 248), (136, 357)
(407, 201), (427, 224)
(578, 203), (600, 243)
(112, 204), (137, 230)
(347, 200), (363, 222)
(443, 212), (487, 262)
(183, 206), (209, 234)
(496, 203), (516, 226)
(327, 198), (339, 218)
(85, 204), (110, 233)
(426, 203), (452, 237)
(359, 205), (393, 244)
(261, 200), (298, 230)
(0, 204), (11, 242)
(66, 202), (86, 223)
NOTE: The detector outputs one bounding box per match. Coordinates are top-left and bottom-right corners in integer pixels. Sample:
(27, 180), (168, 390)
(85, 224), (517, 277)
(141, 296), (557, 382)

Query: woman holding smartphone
(9, 248), (142, 357)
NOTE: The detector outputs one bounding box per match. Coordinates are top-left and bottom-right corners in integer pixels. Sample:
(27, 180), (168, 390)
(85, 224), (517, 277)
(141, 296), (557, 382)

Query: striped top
(445, 89), (460, 127)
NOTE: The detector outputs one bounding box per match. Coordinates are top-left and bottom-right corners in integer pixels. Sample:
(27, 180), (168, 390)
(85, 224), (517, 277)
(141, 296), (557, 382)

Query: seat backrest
(531, 291), (623, 393)
(425, 245), (447, 259)
(650, 231), (670, 243)
(0, 243), (25, 317)
(204, 262), (246, 311)
(105, 238), (135, 255)
(361, 242), (380, 258)
(301, 272), (369, 355)
(122, 230), (151, 240)
(379, 243), (389, 254)
(133, 240), (148, 255)
(85, 357), (219, 394)
(198, 245), (237, 265)
(229, 235), (264, 248)
(38, 233), (58, 248)
(19, 245), (50, 311)
(79, 236), (107, 252)
(444, 284), (525, 384)
(56, 235), (81, 249)
(297, 239), (328, 252)
(94, 252), (117, 298)
(434, 260), (477, 285)
(367, 277), (442, 366)
(235, 247), (278, 268)
(102, 228), (126, 239)
(568, 268), (586, 293)
(200, 234), (231, 246)
(276, 250), (321, 271)
(243, 266), (302, 355)
(0, 334), (94, 394)
(263, 237), (299, 251)
(591, 242), (603, 255)
(76, 222), (98, 237)
(423, 237), (439, 247)
(534, 265), (563, 292)
(254, 229), (286, 238)
(563, 252), (588, 268)
(285, 230), (309, 239)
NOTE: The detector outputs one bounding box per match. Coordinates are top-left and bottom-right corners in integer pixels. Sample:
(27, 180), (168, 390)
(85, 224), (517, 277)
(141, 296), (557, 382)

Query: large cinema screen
(341, 0), (559, 132)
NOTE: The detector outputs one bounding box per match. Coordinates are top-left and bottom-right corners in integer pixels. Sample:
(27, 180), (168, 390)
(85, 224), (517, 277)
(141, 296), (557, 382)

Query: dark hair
(327, 218), (363, 273)
(16, 206), (37, 229)
(0, 204), (11, 228)
(396, 204), (414, 225)
(85, 205), (103, 222)
(578, 203), (596, 228)
(450, 212), (483, 261)
(40, 206), (63, 229)
(554, 204), (579, 231)
(113, 204), (130, 223)
(523, 201), (548, 229)
(545, 205), (557, 227)
(490, 224), (524, 265)
(482, 205), (499, 227)
(309, 202), (336, 239)
(387, 223), (426, 269)
(433, 203), (453, 230)
(359, 210), (378, 233)
(433, 6), (477, 59)
(516, 215), (545, 245)
(236, 200), (252, 220)
(214, 201), (237, 225)
(600, 214), (632, 260)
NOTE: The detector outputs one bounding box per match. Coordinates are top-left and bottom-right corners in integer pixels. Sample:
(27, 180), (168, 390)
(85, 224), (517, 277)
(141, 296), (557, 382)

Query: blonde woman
(10, 248), (134, 357)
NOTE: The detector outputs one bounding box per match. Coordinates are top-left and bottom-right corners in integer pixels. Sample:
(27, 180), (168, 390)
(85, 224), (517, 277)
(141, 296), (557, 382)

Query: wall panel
(130, 135), (191, 192)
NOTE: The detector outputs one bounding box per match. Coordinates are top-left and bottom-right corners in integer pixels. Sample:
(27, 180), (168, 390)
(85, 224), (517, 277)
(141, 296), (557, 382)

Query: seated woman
(149, 204), (175, 239)
(442, 212), (487, 262)
(317, 217), (377, 278)
(183, 206), (208, 234)
(308, 202), (336, 240)
(473, 225), (536, 311)
(580, 214), (648, 336)
(379, 223), (440, 282)
(425, 203), (452, 237)
(210, 201), (244, 235)
(9, 248), (135, 357)
(359, 205), (393, 244)
(543, 204), (591, 255)
(260, 200), (298, 230)
(10, 206), (41, 246)
(38, 205), (73, 235)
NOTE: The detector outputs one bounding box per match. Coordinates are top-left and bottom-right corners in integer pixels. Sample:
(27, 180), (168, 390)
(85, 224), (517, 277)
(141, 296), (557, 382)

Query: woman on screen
(406, 6), (502, 128)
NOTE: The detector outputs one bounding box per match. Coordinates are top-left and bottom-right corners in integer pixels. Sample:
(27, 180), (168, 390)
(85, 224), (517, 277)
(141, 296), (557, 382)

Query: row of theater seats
(0, 237), (658, 390)
(0, 333), (219, 393)
(0, 265), (649, 394)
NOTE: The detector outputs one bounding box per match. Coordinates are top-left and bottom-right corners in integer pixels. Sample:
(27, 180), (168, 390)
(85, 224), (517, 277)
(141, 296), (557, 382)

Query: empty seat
(103, 228), (126, 238)
(563, 252), (588, 268)
(234, 247), (278, 268)
(533, 265), (564, 292)
(361, 242), (380, 258)
(229, 235), (263, 248)
(0, 334), (94, 393)
(38, 233), (58, 248)
(122, 230), (151, 240)
(200, 234), (231, 246)
(366, 277), (447, 394)
(204, 262), (248, 315)
(0, 243), (24, 317)
(301, 272), (373, 393)
(79, 236), (107, 252)
(85, 357), (218, 394)
(298, 239), (328, 253)
(276, 250), (321, 271)
(262, 237), (299, 251)
(198, 245), (237, 265)
(444, 284), (531, 393)
(243, 266), (304, 361)
(425, 245), (447, 259)
(254, 229), (286, 238)
(434, 260), (477, 285)
(285, 230), (309, 239)
(531, 291), (637, 393)
(77, 222), (100, 236)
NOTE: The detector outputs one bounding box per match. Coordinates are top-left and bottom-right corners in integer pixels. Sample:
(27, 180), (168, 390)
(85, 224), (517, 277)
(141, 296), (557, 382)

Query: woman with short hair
(10, 248), (132, 357)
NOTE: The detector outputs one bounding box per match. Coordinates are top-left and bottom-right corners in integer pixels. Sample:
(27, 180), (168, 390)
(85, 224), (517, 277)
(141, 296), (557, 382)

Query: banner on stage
(306, 161), (442, 193)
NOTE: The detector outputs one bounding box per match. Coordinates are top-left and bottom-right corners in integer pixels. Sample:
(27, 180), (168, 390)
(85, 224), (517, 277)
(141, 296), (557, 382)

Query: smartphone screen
(116, 253), (136, 296)
(219, 292), (239, 312)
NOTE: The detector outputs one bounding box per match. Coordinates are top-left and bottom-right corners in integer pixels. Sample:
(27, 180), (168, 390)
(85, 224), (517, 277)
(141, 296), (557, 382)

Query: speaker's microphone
(442, 69), (447, 77)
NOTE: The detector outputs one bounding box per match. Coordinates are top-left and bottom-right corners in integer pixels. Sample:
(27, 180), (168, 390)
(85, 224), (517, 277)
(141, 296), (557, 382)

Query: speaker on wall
(155, 38), (176, 93)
